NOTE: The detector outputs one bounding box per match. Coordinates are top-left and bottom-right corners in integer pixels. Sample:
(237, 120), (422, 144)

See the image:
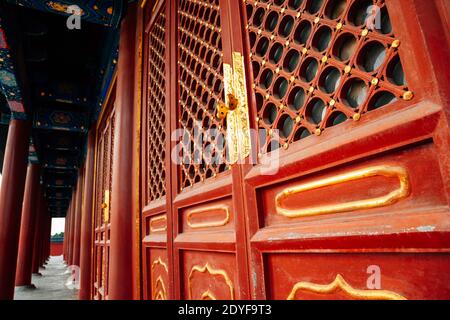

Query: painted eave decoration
(6, 0), (124, 27)
(0, 16), (25, 116)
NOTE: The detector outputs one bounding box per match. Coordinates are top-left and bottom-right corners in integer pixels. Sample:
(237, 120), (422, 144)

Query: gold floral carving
(188, 263), (234, 300)
(287, 274), (407, 300)
(276, 165), (410, 218)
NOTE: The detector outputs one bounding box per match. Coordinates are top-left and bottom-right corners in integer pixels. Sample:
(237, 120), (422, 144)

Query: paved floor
(14, 255), (78, 300)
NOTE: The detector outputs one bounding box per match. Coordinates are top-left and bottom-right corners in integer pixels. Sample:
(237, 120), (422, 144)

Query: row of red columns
(61, 129), (95, 300)
(60, 2), (139, 299)
(0, 121), (93, 300)
(0, 4), (138, 300)
(0, 119), (53, 299)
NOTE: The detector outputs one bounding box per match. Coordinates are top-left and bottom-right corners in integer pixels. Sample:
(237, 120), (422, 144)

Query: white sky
(51, 218), (65, 235)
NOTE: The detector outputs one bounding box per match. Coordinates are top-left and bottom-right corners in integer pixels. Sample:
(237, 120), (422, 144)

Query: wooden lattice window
(177, 0), (228, 190)
(145, 5), (167, 203)
(244, 0), (413, 152)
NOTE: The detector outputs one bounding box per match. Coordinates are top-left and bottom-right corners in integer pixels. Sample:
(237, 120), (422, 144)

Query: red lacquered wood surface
(129, 0), (450, 300)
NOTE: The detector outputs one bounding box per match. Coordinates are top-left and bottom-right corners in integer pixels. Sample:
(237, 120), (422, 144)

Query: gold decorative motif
(188, 263), (234, 300)
(275, 165), (410, 218)
(223, 52), (251, 164)
(287, 274), (407, 300)
(201, 290), (217, 300)
(47, 1), (84, 15)
(152, 257), (168, 300)
(149, 215), (167, 233)
(402, 91), (414, 101)
(186, 204), (230, 229)
(152, 256), (169, 273)
(102, 190), (110, 223)
(154, 276), (167, 300)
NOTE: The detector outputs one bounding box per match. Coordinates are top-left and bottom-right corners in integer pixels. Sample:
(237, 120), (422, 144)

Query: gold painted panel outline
(276, 165), (410, 218)
(287, 274), (407, 300)
(188, 263), (234, 300)
(149, 215), (167, 233)
(186, 204), (230, 229)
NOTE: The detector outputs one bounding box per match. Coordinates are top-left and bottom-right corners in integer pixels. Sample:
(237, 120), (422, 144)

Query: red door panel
(265, 253), (450, 300)
(239, 0), (450, 300)
(92, 85), (116, 300)
(181, 251), (237, 300)
(136, 0), (450, 300)
(141, 0), (170, 300)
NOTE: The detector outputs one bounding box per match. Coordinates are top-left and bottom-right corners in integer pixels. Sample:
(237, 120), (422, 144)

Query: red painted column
(72, 173), (83, 267)
(64, 203), (71, 262)
(79, 129), (96, 299)
(40, 208), (50, 265)
(0, 119), (32, 299)
(31, 195), (44, 275)
(15, 163), (40, 287)
(46, 212), (51, 259)
(108, 3), (138, 300)
(67, 189), (76, 266)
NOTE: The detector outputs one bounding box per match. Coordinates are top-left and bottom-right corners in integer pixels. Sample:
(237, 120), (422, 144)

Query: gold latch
(218, 52), (251, 164)
(102, 190), (110, 223)
(217, 93), (239, 120)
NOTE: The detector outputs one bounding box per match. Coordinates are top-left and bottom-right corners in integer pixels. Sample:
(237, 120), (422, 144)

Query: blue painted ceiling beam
(6, 0), (125, 28)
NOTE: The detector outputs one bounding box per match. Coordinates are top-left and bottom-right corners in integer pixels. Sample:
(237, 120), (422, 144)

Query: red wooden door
(92, 85), (116, 300)
(141, 0), (171, 300)
(141, 0), (251, 300)
(239, 0), (450, 300)
(140, 0), (450, 300)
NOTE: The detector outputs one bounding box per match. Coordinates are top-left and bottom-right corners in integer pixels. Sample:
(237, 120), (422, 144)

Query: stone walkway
(14, 255), (78, 300)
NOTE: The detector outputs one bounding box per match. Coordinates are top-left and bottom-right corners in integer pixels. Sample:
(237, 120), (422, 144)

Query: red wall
(50, 242), (63, 256)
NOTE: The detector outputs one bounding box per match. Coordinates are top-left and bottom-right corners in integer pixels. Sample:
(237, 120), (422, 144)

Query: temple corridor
(14, 256), (77, 300)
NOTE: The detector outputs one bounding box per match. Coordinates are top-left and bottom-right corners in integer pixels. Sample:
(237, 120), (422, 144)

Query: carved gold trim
(151, 256), (168, 273)
(276, 165), (410, 218)
(151, 257), (168, 300)
(287, 274), (407, 300)
(188, 263), (234, 300)
(149, 215), (167, 233)
(201, 290), (217, 300)
(154, 276), (167, 300)
(186, 204), (230, 229)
